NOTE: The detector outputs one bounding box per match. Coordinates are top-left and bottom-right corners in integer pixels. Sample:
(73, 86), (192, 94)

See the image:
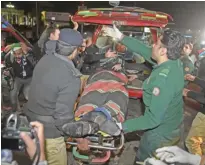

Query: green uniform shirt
(180, 55), (195, 86)
(121, 36), (184, 133)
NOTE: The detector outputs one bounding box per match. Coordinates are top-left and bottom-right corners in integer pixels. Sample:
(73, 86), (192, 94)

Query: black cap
(59, 28), (83, 46)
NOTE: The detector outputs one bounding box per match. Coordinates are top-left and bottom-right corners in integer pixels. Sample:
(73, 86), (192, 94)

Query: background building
(1, 3), (36, 26)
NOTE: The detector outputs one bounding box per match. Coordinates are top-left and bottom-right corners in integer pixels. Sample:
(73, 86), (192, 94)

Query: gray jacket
(44, 40), (57, 55)
(24, 52), (81, 138)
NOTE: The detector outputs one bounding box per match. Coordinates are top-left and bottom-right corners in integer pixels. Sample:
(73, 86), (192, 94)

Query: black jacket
(187, 77), (205, 114)
(32, 42), (44, 62)
(5, 51), (35, 79)
(24, 52), (81, 138)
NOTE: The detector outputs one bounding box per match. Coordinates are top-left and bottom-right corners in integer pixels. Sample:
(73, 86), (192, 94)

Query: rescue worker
(5, 43), (35, 111)
(24, 29), (96, 165)
(181, 42), (195, 85)
(183, 74), (205, 156)
(104, 25), (186, 162)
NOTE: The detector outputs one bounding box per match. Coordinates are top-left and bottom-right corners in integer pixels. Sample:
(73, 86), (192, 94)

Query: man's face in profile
(50, 29), (60, 40)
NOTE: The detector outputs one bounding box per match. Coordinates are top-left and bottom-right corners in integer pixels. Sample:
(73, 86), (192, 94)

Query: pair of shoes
(63, 111), (121, 137)
(62, 120), (99, 138)
(82, 111), (121, 136)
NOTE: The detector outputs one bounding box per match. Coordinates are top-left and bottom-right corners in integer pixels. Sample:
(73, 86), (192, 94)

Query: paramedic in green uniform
(181, 42), (195, 85)
(104, 26), (186, 163)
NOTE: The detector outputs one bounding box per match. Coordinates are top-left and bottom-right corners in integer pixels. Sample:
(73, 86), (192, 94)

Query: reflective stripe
(159, 73), (167, 77)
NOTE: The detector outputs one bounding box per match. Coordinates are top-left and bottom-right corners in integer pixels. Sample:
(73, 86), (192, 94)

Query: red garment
(75, 70), (129, 123)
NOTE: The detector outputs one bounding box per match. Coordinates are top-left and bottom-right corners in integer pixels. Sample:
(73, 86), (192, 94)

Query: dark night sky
(2, 1), (205, 30)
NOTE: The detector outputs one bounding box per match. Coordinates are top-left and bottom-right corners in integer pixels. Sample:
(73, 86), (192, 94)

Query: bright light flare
(6, 3), (14, 8)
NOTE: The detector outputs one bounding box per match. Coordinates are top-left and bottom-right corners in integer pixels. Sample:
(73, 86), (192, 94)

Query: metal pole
(81, 24), (84, 34)
(36, 1), (39, 39)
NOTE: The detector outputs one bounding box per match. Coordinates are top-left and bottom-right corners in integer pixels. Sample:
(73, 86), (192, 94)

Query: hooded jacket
(24, 49), (82, 138)
(44, 40), (57, 55)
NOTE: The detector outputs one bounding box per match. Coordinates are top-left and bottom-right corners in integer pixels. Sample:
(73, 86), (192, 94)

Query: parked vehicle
(1, 17), (32, 50)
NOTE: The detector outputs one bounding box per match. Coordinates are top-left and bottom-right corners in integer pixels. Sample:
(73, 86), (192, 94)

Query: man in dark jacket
(183, 74), (205, 112)
(5, 43), (35, 111)
(24, 29), (97, 165)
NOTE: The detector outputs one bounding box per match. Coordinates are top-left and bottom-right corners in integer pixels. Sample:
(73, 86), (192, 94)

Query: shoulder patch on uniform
(161, 68), (170, 75)
(159, 73), (167, 77)
(159, 68), (170, 77)
(152, 87), (160, 96)
(185, 67), (190, 72)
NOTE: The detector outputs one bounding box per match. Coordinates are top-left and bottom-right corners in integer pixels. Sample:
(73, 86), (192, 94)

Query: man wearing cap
(5, 43), (35, 111)
(24, 29), (97, 165)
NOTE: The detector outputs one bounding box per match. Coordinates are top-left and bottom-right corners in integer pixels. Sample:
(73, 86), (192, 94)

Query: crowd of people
(1, 16), (205, 165)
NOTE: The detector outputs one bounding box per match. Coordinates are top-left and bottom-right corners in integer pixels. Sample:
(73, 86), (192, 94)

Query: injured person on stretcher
(63, 69), (131, 137)
(62, 53), (145, 138)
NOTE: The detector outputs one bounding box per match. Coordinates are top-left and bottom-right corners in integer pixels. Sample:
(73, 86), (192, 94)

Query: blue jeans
(10, 77), (31, 111)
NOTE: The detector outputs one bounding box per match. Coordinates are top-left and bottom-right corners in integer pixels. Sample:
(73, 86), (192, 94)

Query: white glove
(144, 158), (167, 165)
(103, 25), (124, 41)
(156, 146), (202, 165)
(112, 64), (122, 71)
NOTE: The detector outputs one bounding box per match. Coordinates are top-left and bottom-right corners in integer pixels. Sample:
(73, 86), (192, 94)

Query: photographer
(1, 122), (47, 165)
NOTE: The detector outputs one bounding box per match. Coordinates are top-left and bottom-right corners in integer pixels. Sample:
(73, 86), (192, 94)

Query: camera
(1, 113), (34, 150)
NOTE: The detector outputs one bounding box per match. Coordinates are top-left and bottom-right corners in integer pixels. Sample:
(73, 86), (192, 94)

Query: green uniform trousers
(136, 124), (184, 161)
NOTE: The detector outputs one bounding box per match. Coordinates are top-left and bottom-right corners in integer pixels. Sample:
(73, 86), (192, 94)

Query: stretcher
(67, 132), (125, 164)
(66, 71), (143, 165)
